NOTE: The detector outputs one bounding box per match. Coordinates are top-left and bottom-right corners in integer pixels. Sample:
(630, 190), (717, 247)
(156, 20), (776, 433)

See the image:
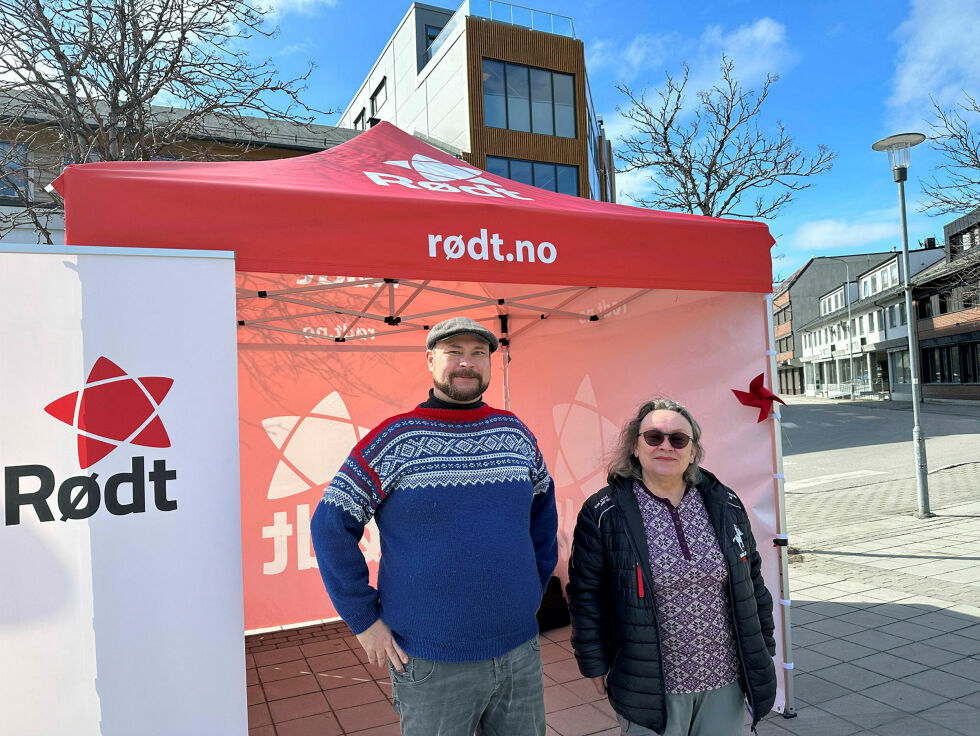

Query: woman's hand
(590, 676), (607, 695)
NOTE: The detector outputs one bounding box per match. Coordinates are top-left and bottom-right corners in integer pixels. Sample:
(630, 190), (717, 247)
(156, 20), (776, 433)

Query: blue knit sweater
(311, 404), (558, 662)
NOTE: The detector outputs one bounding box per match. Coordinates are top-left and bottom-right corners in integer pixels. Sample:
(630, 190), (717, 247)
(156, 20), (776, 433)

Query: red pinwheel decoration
(732, 373), (785, 422)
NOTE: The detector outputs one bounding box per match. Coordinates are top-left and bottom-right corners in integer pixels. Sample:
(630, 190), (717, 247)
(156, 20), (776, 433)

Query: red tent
(50, 122), (794, 714)
(53, 122), (773, 292)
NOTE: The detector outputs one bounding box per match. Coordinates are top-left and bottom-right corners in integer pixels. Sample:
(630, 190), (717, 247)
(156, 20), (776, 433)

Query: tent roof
(52, 122), (774, 292)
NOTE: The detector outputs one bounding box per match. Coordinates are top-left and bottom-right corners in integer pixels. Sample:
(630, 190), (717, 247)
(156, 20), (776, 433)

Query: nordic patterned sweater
(310, 401), (558, 663)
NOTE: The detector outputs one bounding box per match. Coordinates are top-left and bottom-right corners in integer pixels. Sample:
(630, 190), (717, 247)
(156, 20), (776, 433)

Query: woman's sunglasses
(637, 430), (693, 449)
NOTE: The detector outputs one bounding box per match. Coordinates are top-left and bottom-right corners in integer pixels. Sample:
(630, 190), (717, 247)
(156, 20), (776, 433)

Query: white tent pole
(508, 287), (594, 339)
(238, 278), (386, 298)
(391, 281), (430, 318)
(340, 283), (389, 339)
(765, 292), (796, 717)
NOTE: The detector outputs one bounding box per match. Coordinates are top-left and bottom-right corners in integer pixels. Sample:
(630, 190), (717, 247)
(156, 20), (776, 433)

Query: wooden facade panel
(465, 17), (590, 197)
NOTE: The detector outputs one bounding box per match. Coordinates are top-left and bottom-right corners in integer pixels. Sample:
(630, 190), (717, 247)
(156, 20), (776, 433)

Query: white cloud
(280, 40), (314, 56)
(587, 18), (795, 89)
(260, 0), (337, 19)
(788, 213), (900, 251)
(889, 0), (980, 130)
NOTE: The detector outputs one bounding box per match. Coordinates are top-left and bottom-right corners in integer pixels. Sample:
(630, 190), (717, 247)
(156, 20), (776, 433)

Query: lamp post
(826, 257), (855, 399)
(871, 132), (932, 518)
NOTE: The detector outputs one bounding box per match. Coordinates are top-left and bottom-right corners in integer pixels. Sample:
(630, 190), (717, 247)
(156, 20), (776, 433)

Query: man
(311, 316), (558, 736)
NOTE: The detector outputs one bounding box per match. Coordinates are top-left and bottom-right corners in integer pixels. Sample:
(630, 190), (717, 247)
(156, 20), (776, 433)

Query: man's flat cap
(426, 317), (499, 352)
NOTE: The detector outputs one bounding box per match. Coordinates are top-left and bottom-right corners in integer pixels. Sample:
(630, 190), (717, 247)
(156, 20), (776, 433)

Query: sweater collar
(419, 388), (486, 411)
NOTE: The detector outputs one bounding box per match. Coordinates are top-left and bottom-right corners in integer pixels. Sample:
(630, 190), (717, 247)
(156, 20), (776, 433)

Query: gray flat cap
(426, 317), (499, 352)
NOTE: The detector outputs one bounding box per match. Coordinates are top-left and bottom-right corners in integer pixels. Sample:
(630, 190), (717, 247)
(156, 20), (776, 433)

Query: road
(779, 397), (979, 492)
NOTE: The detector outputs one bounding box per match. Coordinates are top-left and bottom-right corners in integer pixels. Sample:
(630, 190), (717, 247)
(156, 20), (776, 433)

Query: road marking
(785, 470), (885, 491)
(782, 422), (799, 428)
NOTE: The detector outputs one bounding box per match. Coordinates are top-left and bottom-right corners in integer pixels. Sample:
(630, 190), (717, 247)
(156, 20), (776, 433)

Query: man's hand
(356, 619), (409, 672)
(590, 676), (607, 695)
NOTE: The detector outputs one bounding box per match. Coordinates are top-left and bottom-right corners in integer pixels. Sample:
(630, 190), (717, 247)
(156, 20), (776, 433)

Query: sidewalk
(244, 463), (980, 736)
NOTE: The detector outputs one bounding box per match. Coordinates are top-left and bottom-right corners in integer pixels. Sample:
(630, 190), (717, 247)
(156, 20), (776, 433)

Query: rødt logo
(44, 356), (174, 469)
(363, 153), (533, 200)
(3, 356), (178, 526)
(260, 392), (380, 576)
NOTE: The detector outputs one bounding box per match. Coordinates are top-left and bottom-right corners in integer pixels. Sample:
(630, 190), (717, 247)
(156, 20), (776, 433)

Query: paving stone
(840, 629), (910, 652)
(938, 657), (980, 682)
(818, 692), (904, 728)
(888, 641), (964, 668)
(869, 714), (966, 736)
(805, 618), (867, 638)
(807, 638), (878, 662)
(877, 620), (944, 641)
(792, 647), (840, 673)
(917, 699), (979, 736)
(790, 627), (834, 647)
(778, 705), (862, 736)
(905, 611), (976, 633)
(923, 632), (980, 656)
(861, 680), (948, 713)
(851, 652), (929, 678)
(812, 662), (889, 692)
(792, 673), (851, 705)
(900, 669), (980, 699)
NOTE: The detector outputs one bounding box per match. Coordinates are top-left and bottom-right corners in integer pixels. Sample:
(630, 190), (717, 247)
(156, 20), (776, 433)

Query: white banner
(0, 247), (245, 736)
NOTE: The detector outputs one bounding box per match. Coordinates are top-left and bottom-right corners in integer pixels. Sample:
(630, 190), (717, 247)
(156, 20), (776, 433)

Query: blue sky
(253, 0), (980, 280)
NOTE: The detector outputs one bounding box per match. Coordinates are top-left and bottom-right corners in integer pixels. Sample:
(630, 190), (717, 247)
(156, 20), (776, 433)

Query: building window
(888, 306), (897, 328)
(353, 109), (367, 131)
(370, 79), (387, 116)
(890, 350), (910, 384)
(486, 156), (579, 196)
(0, 141), (28, 201)
(922, 345), (968, 383)
(425, 24), (442, 52)
(482, 59), (576, 138)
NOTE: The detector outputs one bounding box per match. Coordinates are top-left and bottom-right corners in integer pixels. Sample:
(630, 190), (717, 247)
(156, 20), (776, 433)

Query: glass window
(881, 269), (890, 289)
(509, 159), (533, 185)
(485, 156), (509, 178)
(370, 79), (387, 115)
(482, 60), (507, 129)
(533, 161), (556, 191)
(899, 302), (907, 325)
(889, 307), (897, 328)
(891, 263), (899, 284)
(482, 60), (576, 138)
(530, 68), (554, 135)
(871, 273), (879, 293)
(505, 63), (531, 132)
(1, 141), (27, 199)
(556, 164), (578, 196)
(862, 280), (870, 297)
(553, 72), (575, 137)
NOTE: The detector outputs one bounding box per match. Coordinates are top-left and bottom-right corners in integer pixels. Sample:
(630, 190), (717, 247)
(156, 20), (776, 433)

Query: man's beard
(434, 370), (489, 402)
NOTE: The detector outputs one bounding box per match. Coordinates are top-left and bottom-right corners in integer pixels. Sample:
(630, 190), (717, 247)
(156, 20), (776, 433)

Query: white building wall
(339, 3), (470, 152)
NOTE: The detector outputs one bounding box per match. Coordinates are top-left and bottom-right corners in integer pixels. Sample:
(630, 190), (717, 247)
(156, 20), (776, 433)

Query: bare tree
(0, 0), (330, 243)
(616, 57), (836, 219)
(921, 95), (980, 216)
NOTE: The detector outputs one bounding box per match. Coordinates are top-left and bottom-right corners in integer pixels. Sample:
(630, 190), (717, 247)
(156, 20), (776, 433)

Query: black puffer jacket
(566, 469), (776, 732)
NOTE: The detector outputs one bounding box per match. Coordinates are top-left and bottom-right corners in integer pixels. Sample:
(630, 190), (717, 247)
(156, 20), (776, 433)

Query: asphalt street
(779, 397), (979, 493)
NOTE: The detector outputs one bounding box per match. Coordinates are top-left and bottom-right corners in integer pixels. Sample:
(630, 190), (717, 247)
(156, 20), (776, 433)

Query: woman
(566, 397), (776, 736)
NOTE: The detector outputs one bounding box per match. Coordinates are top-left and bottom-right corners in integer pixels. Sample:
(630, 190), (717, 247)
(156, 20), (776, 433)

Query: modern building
(772, 253), (896, 395)
(910, 210), (980, 402)
(339, 0), (615, 201)
(798, 247), (945, 399)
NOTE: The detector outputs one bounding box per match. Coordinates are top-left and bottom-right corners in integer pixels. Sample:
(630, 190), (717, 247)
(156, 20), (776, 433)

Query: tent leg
(765, 294), (797, 718)
(500, 314), (511, 411)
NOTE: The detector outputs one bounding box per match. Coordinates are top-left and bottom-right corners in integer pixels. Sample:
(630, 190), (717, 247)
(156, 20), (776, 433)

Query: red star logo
(44, 356), (174, 469)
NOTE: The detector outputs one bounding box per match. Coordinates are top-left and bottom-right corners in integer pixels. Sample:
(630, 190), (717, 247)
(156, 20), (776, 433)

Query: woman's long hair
(608, 397), (705, 486)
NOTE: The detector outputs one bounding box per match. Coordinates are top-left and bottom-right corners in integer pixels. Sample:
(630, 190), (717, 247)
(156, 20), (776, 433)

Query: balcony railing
(425, 0), (577, 65)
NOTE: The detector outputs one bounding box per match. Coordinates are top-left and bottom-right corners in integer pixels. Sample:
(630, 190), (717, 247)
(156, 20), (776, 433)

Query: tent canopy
(52, 122), (774, 292)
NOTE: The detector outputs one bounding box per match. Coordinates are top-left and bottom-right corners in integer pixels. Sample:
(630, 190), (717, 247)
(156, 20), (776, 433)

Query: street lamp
(825, 257), (855, 399)
(871, 132), (932, 518)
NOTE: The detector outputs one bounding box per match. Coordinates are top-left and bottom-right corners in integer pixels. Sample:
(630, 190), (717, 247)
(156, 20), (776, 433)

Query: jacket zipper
(723, 504), (757, 727)
(615, 500), (667, 711)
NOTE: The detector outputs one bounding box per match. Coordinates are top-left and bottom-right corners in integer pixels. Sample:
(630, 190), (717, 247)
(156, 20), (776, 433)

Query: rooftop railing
(425, 0), (576, 65)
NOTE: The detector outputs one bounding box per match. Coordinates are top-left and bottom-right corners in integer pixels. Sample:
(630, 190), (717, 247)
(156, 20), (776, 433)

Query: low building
(911, 210), (980, 402)
(772, 253), (896, 395)
(798, 247), (945, 398)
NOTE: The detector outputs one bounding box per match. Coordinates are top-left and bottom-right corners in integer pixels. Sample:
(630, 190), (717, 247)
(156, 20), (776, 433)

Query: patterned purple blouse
(633, 480), (740, 694)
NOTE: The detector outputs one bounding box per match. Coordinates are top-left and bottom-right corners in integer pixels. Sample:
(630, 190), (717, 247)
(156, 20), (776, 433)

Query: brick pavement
(245, 460), (980, 736)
